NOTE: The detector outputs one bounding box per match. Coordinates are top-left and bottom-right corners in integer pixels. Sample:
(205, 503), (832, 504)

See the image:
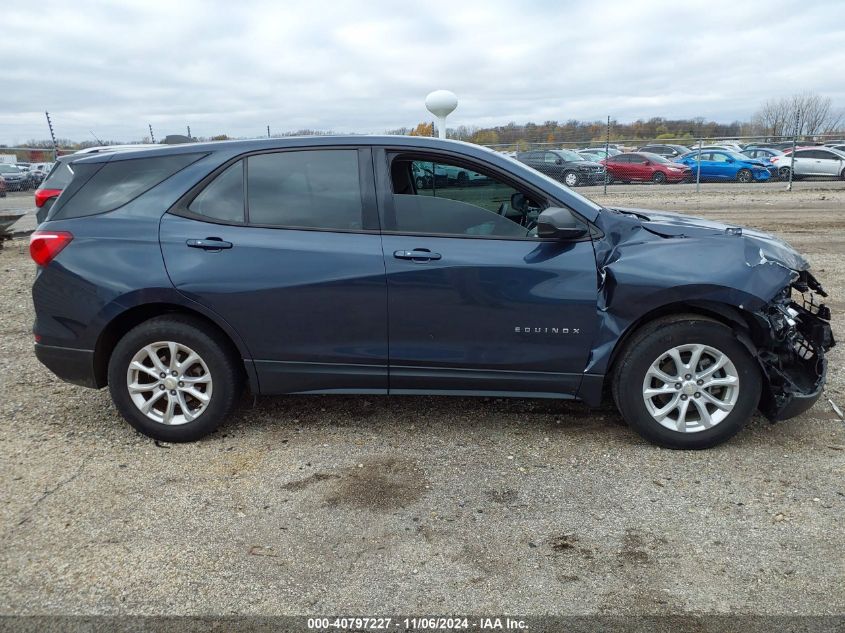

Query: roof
(69, 135), (504, 165)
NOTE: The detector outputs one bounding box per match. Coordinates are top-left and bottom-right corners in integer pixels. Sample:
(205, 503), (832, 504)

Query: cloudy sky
(1, 0), (844, 145)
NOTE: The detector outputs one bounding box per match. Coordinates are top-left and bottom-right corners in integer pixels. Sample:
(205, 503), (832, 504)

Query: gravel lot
(0, 184), (843, 617)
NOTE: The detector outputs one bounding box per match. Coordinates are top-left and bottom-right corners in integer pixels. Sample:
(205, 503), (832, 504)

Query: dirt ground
(0, 185), (843, 618)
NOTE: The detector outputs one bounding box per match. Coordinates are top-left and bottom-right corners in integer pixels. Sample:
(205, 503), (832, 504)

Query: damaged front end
(751, 270), (835, 421)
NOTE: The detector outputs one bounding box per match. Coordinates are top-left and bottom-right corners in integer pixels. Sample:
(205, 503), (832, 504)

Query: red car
(601, 152), (692, 184)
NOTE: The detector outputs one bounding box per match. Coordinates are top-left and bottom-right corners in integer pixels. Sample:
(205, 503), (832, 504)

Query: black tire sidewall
(107, 317), (240, 442)
(652, 172), (666, 184)
(615, 320), (761, 449)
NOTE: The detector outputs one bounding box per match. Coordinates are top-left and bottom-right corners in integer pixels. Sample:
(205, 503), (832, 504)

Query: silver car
(771, 147), (845, 180)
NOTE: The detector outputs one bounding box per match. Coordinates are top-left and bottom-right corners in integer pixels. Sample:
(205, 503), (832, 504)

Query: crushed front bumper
(753, 270), (835, 421)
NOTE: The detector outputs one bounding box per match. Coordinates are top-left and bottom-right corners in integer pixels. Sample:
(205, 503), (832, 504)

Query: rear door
(791, 150), (814, 176)
(376, 149), (599, 397)
(160, 147), (389, 394)
(816, 150), (843, 176)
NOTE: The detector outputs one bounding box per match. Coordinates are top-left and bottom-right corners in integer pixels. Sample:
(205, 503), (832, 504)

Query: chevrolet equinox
(30, 136), (835, 448)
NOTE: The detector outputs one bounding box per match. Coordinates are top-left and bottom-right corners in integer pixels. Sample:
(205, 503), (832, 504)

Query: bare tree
(753, 93), (844, 138)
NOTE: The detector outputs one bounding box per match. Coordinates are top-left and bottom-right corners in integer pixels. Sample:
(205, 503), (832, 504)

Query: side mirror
(642, 160), (650, 165)
(536, 207), (589, 240)
(511, 192), (529, 213)
(726, 158), (735, 163)
(555, 158), (562, 165)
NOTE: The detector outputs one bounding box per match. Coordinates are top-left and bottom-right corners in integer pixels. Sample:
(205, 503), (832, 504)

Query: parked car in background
(771, 147), (845, 180)
(601, 152), (691, 184)
(516, 149), (605, 186)
(578, 147), (621, 161)
(34, 156), (76, 223)
(675, 150), (771, 182)
(29, 135), (834, 449)
(0, 175), (6, 197)
(740, 147), (783, 178)
(636, 144), (690, 159)
(0, 164), (30, 191)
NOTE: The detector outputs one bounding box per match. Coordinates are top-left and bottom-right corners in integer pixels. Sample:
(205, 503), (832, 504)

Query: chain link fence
(466, 124), (845, 193)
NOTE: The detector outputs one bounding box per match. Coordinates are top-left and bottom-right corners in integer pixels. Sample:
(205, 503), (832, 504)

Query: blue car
(742, 147), (785, 179)
(675, 150), (771, 183)
(29, 136), (833, 449)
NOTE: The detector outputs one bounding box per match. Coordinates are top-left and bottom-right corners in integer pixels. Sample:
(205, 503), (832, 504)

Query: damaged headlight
(752, 270), (835, 420)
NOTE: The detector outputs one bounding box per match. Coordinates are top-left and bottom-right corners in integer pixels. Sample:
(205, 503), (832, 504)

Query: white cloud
(1, 0), (843, 144)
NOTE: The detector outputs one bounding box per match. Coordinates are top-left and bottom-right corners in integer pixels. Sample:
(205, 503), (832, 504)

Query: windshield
(554, 149), (584, 162)
(0, 165), (20, 173)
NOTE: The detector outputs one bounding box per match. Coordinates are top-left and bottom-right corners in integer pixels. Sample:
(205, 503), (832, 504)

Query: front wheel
(562, 171), (580, 187)
(652, 171), (666, 184)
(840, 168), (845, 181)
(612, 316), (761, 449)
(108, 315), (243, 442)
(736, 168), (753, 183)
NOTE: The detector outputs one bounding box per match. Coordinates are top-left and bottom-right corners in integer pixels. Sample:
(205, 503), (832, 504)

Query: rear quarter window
(51, 153), (204, 220)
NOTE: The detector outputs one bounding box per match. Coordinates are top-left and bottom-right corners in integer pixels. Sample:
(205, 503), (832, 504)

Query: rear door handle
(393, 248), (441, 262)
(187, 238), (233, 251)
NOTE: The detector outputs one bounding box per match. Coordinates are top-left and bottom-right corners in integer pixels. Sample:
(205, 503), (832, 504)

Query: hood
(613, 207), (809, 271)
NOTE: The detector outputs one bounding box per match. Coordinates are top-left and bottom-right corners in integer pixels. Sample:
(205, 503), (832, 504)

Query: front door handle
(393, 248), (442, 262)
(186, 238), (233, 251)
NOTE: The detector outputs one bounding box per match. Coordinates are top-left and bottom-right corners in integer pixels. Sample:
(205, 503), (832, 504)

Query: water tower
(425, 90), (458, 139)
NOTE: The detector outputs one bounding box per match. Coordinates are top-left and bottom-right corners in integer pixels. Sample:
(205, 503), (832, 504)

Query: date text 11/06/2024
(306, 617), (528, 630)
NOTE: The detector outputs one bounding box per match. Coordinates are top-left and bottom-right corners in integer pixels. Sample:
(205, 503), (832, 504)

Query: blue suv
(30, 137), (834, 448)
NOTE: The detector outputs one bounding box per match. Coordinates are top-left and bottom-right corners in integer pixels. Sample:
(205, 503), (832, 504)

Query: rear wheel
(652, 171), (667, 184)
(778, 166), (791, 180)
(840, 168), (845, 181)
(107, 315), (242, 442)
(736, 168), (753, 183)
(612, 316), (761, 449)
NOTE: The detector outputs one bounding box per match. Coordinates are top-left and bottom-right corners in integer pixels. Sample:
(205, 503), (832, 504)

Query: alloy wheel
(641, 343), (739, 433)
(126, 341), (213, 425)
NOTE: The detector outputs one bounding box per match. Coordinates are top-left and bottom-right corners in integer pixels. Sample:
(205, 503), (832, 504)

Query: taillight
(30, 231), (73, 266)
(34, 188), (62, 208)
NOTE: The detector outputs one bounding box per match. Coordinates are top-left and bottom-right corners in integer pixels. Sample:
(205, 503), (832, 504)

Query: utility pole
(187, 125), (192, 139)
(787, 108), (800, 192)
(149, 124), (156, 144)
(45, 111), (58, 160)
(695, 137), (703, 193)
(603, 115), (610, 194)
(267, 125), (271, 138)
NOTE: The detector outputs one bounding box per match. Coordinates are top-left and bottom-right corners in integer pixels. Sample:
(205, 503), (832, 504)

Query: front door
(160, 147), (388, 394)
(377, 150), (599, 397)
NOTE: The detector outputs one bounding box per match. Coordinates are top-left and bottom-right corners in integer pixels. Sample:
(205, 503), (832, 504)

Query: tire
(840, 168), (845, 181)
(107, 315), (242, 442)
(778, 166), (791, 180)
(611, 315), (761, 449)
(652, 171), (667, 184)
(562, 170), (579, 187)
(736, 168), (753, 183)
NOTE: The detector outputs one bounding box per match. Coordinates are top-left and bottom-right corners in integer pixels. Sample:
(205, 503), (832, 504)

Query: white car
(771, 147), (845, 180)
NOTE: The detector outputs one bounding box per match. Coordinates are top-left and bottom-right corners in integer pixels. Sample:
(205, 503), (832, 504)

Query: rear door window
(189, 161), (245, 223)
(246, 150), (363, 230)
